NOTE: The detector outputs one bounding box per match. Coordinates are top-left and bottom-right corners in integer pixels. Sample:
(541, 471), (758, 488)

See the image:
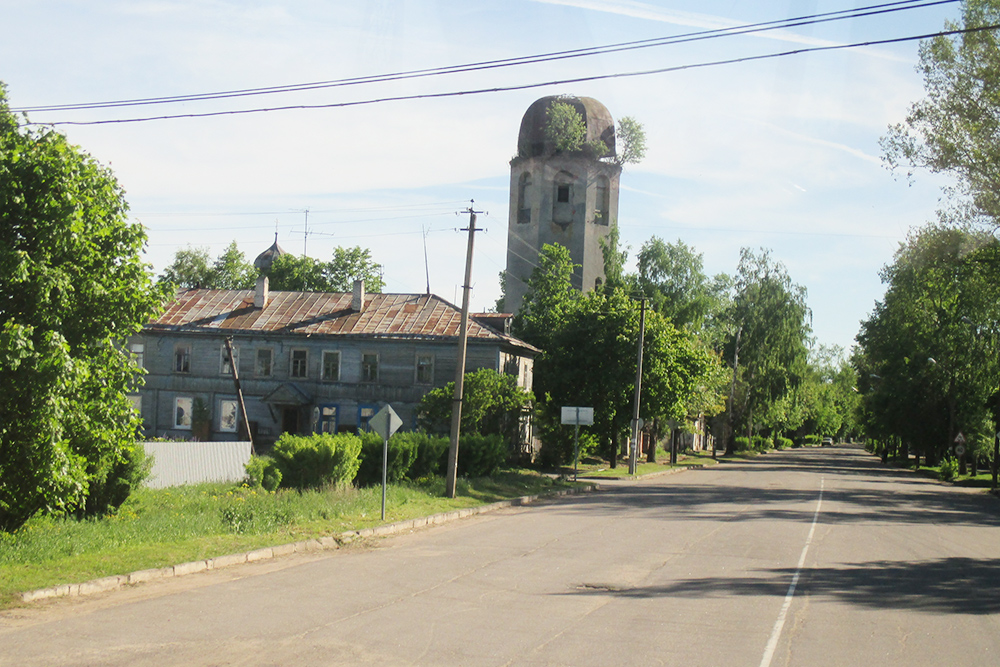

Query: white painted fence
(143, 441), (253, 489)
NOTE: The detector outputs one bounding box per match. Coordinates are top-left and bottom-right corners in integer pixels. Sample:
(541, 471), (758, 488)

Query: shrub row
(245, 431), (507, 491)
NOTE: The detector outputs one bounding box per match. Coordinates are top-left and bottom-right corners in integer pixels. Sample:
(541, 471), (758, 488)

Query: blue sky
(1, 0), (961, 353)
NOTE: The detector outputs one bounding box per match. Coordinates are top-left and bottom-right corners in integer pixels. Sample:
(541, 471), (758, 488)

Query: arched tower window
(553, 171), (575, 227)
(518, 172), (532, 224)
(595, 176), (610, 225)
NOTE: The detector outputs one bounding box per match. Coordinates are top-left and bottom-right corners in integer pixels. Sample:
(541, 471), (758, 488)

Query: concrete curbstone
(245, 548), (273, 562)
(271, 543), (295, 557)
(79, 576), (124, 596)
(128, 567), (173, 584)
(207, 553), (246, 570)
(173, 560), (208, 577)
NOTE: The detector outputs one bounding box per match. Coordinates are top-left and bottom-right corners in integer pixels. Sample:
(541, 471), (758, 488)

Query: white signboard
(561, 406), (594, 426)
(370, 404), (402, 440)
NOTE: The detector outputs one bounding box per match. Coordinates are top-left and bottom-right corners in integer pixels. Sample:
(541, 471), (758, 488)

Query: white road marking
(759, 477), (825, 667)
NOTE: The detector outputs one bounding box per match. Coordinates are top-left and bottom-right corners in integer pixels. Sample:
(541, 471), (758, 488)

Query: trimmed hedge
(270, 432), (362, 489)
(405, 432), (450, 480)
(457, 433), (507, 477)
(775, 437), (793, 450)
(355, 432), (420, 487)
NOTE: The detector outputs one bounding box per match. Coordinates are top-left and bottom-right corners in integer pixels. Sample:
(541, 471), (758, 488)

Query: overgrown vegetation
(0, 471), (573, 606)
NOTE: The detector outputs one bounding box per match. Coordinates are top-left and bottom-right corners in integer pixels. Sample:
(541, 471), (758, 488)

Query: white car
(821, 437), (834, 446)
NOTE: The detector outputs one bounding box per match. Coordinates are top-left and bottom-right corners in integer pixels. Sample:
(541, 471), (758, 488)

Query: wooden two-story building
(129, 278), (536, 450)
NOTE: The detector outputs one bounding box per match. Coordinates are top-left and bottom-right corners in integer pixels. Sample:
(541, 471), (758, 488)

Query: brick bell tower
(504, 95), (622, 314)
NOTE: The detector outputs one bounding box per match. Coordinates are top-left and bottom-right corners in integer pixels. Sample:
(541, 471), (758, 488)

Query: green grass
(570, 450), (717, 478)
(0, 470), (574, 608)
(885, 457), (997, 487)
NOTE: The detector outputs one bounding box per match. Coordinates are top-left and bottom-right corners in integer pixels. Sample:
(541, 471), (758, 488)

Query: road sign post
(562, 407), (594, 481)
(370, 404), (402, 521)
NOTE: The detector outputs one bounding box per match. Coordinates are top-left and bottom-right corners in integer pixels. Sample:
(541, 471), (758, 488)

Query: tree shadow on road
(562, 557), (1000, 615)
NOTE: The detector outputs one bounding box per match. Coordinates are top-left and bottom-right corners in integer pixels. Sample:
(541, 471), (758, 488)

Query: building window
(256, 348), (273, 377)
(557, 184), (570, 203)
(595, 177), (610, 225)
(220, 344), (239, 375)
(128, 394), (142, 414)
(174, 346), (190, 373)
(174, 396), (193, 429)
(358, 404), (378, 432)
(319, 404), (339, 434)
(416, 354), (434, 385)
(130, 343), (144, 369)
(290, 349), (308, 378)
(518, 173), (532, 224)
(219, 399), (238, 433)
(322, 351), (341, 382)
(361, 353), (378, 383)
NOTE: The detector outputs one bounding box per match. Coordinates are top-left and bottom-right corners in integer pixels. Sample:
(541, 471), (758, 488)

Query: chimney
(254, 275), (270, 309)
(351, 279), (366, 312)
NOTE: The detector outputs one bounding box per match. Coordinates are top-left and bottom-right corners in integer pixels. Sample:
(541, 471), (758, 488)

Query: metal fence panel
(143, 441), (252, 489)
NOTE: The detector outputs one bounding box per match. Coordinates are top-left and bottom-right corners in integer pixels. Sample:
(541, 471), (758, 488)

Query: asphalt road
(2, 445), (999, 666)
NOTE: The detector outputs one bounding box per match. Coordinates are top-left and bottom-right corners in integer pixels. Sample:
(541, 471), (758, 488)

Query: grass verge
(0, 470), (574, 608)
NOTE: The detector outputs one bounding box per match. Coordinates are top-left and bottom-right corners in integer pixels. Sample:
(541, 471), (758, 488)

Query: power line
(23, 6), (968, 125)
(12, 0), (952, 114)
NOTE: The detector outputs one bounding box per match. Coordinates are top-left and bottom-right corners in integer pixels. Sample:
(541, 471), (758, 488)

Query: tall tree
(210, 241), (256, 289)
(881, 0), (1000, 226)
(725, 248), (811, 451)
(0, 84), (165, 531)
(159, 246), (215, 289)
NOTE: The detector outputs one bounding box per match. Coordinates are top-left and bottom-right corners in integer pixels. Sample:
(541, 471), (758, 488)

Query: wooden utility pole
(723, 325), (742, 457)
(225, 337), (254, 454)
(446, 202), (482, 498)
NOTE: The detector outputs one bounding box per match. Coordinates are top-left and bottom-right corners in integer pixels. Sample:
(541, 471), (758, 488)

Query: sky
(1, 0), (964, 354)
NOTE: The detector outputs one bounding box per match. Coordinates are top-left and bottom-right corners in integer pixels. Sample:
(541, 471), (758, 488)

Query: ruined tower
(504, 95), (622, 314)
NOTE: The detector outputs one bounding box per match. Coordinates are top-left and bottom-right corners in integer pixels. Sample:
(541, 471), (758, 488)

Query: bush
(83, 444), (152, 516)
(734, 436), (751, 452)
(355, 432), (420, 487)
(752, 436), (772, 452)
(405, 432), (450, 480)
(244, 455), (282, 492)
(939, 458), (959, 482)
(775, 437), (793, 450)
(270, 433), (362, 489)
(458, 433), (507, 477)
(803, 435), (821, 445)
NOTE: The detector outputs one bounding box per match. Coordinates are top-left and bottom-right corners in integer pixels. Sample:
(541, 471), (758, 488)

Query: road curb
(19, 483), (598, 604)
(577, 462), (707, 481)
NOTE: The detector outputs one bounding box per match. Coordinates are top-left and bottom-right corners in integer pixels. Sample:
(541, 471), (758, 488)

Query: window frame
(415, 353), (434, 385)
(290, 348), (309, 378)
(255, 348), (273, 377)
(322, 350), (341, 382)
(361, 352), (379, 383)
(173, 345), (191, 374)
(218, 399), (239, 433)
(130, 342), (145, 369)
(174, 396), (193, 430)
(220, 344), (239, 376)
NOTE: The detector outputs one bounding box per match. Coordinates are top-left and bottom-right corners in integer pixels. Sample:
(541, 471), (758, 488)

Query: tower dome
(254, 234), (288, 273)
(516, 95), (617, 159)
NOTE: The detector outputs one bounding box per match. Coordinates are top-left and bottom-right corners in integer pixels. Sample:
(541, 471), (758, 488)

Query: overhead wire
(12, 0), (954, 114)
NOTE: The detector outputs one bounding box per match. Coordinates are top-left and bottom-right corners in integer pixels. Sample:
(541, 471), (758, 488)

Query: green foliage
(355, 432), (420, 487)
(83, 444), (152, 517)
(417, 368), (533, 438)
(775, 437), (793, 450)
(725, 248), (811, 451)
(734, 437), (751, 452)
(855, 224), (1000, 464)
(267, 247), (385, 293)
(881, 0), (1000, 225)
(270, 433), (362, 489)
(803, 435), (821, 445)
(457, 434), (507, 477)
(939, 457), (959, 482)
(244, 455), (282, 492)
(404, 432), (450, 480)
(220, 492), (294, 534)
(615, 116), (647, 166)
(0, 84), (165, 532)
(535, 407), (599, 469)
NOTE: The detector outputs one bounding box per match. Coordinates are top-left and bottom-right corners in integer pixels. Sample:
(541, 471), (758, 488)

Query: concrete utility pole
(446, 202), (483, 498)
(628, 298), (646, 475)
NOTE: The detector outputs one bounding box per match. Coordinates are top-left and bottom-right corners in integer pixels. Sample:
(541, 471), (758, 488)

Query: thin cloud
(532, 0), (911, 61)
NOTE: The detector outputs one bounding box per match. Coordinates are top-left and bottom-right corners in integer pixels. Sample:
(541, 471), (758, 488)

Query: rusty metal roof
(147, 289), (538, 353)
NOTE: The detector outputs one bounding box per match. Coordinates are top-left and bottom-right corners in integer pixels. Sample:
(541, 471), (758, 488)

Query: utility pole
(628, 298), (647, 475)
(302, 209), (310, 256)
(722, 325), (742, 457)
(446, 201), (483, 498)
(224, 337), (254, 454)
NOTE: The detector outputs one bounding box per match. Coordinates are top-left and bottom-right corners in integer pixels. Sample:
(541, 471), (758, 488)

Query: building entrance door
(281, 407), (299, 434)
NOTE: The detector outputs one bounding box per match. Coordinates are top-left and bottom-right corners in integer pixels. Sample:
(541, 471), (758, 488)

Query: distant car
(822, 437), (834, 446)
